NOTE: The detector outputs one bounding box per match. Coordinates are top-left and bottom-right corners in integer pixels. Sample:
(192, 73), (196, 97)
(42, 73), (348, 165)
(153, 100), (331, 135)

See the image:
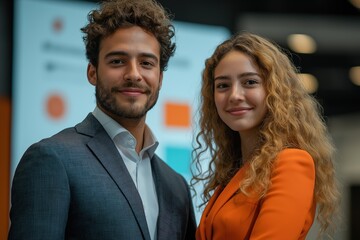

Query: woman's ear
(87, 63), (97, 86)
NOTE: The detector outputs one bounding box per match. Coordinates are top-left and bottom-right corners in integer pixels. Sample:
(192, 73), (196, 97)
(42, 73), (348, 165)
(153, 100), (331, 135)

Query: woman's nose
(229, 83), (244, 102)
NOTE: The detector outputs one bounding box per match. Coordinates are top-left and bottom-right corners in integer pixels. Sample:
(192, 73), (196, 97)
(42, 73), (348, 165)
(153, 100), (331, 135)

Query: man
(8, 0), (196, 239)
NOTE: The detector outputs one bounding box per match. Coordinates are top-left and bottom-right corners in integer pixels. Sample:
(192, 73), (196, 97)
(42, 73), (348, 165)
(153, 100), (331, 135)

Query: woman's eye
(245, 79), (259, 86)
(216, 83), (228, 89)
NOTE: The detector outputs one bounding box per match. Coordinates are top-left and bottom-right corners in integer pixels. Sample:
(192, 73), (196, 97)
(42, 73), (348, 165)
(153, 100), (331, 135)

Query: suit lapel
(151, 155), (174, 239)
(76, 114), (151, 240)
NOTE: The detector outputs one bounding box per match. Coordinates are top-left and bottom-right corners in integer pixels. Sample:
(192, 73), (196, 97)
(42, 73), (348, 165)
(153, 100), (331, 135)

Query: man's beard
(95, 80), (160, 120)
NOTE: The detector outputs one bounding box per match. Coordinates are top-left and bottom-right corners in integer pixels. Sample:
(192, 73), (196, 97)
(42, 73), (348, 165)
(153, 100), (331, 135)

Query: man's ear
(159, 72), (163, 89)
(87, 63), (97, 86)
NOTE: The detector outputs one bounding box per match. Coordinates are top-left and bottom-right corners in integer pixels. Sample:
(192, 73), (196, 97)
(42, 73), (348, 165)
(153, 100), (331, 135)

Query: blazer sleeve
(250, 149), (316, 240)
(8, 142), (70, 240)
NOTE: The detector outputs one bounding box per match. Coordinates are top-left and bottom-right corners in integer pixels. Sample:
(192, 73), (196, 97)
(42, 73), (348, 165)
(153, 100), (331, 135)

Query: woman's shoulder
(277, 148), (312, 160)
(275, 148), (315, 170)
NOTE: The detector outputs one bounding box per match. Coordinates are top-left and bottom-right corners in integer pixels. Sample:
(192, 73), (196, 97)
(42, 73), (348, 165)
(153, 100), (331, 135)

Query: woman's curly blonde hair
(191, 32), (340, 237)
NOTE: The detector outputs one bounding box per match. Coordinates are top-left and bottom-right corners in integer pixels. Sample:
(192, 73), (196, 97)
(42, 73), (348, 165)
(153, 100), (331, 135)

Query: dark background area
(158, 0), (359, 31)
(0, 0), (13, 97)
(351, 185), (360, 240)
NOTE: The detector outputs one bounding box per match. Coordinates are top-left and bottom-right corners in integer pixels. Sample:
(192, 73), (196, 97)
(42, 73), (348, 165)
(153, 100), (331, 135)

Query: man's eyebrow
(140, 53), (159, 62)
(104, 51), (128, 59)
(104, 51), (159, 63)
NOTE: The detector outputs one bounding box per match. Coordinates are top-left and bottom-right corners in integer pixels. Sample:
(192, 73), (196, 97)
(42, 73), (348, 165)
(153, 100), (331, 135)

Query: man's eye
(109, 59), (123, 64)
(141, 61), (154, 67)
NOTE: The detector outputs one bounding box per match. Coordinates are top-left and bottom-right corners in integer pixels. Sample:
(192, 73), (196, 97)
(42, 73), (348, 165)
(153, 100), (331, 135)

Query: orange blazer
(196, 148), (316, 240)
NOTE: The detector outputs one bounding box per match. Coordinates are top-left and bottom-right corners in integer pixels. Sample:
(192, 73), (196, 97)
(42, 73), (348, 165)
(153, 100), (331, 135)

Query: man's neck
(116, 117), (146, 154)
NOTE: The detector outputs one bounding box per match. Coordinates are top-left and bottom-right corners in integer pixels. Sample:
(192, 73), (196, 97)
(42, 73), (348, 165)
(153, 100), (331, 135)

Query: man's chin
(114, 108), (147, 119)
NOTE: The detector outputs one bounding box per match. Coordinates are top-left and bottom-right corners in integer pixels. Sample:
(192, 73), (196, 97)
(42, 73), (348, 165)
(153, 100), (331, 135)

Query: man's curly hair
(81, 0), (175, 71)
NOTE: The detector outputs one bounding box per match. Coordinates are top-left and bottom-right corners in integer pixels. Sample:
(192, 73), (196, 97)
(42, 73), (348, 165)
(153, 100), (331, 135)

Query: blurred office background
(1, 0), (360, 239)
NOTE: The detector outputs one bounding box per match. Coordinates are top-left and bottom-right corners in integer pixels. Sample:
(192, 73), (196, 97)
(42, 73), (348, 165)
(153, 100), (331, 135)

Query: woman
(192, 32), (339, 239)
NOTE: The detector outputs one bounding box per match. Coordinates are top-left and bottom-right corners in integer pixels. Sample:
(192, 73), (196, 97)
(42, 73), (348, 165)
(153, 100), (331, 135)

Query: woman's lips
(227, 107), (252, 115)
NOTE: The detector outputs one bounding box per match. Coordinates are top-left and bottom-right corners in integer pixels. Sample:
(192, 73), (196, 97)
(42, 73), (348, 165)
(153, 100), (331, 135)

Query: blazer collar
(76, 114), (151, 240)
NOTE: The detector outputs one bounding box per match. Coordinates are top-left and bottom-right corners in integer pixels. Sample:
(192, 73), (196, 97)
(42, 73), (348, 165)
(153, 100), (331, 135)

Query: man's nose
(124, 61), (141, 81)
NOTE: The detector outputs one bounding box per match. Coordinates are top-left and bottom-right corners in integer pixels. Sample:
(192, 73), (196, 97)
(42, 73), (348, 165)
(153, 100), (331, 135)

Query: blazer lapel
(76, 114), (151, 240)
(204, 164), (249, 239)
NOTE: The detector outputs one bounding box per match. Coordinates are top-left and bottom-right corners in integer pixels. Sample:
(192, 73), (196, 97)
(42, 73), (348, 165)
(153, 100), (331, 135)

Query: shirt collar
(92, 106), (159, 158)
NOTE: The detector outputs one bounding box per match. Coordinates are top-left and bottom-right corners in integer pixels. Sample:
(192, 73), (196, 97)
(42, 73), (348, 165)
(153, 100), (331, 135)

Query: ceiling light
(287, 34), (317, 54)
(298, 73), (318, 93)
(349, 0), (360, 9)
(349, 66), (360, 86)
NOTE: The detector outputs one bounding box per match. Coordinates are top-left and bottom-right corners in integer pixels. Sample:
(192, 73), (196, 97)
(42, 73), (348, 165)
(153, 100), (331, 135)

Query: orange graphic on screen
(46, 94), (66, 120)
(52, 18), (63, 33)
(164, 102), (191, 128)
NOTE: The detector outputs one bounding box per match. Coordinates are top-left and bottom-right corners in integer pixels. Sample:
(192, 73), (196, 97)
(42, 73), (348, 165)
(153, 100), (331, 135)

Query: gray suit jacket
(9, 114), (196, 240)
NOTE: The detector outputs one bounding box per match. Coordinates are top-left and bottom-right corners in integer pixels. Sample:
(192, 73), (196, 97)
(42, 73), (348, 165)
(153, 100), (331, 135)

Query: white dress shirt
(92, 107), (159, 240)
